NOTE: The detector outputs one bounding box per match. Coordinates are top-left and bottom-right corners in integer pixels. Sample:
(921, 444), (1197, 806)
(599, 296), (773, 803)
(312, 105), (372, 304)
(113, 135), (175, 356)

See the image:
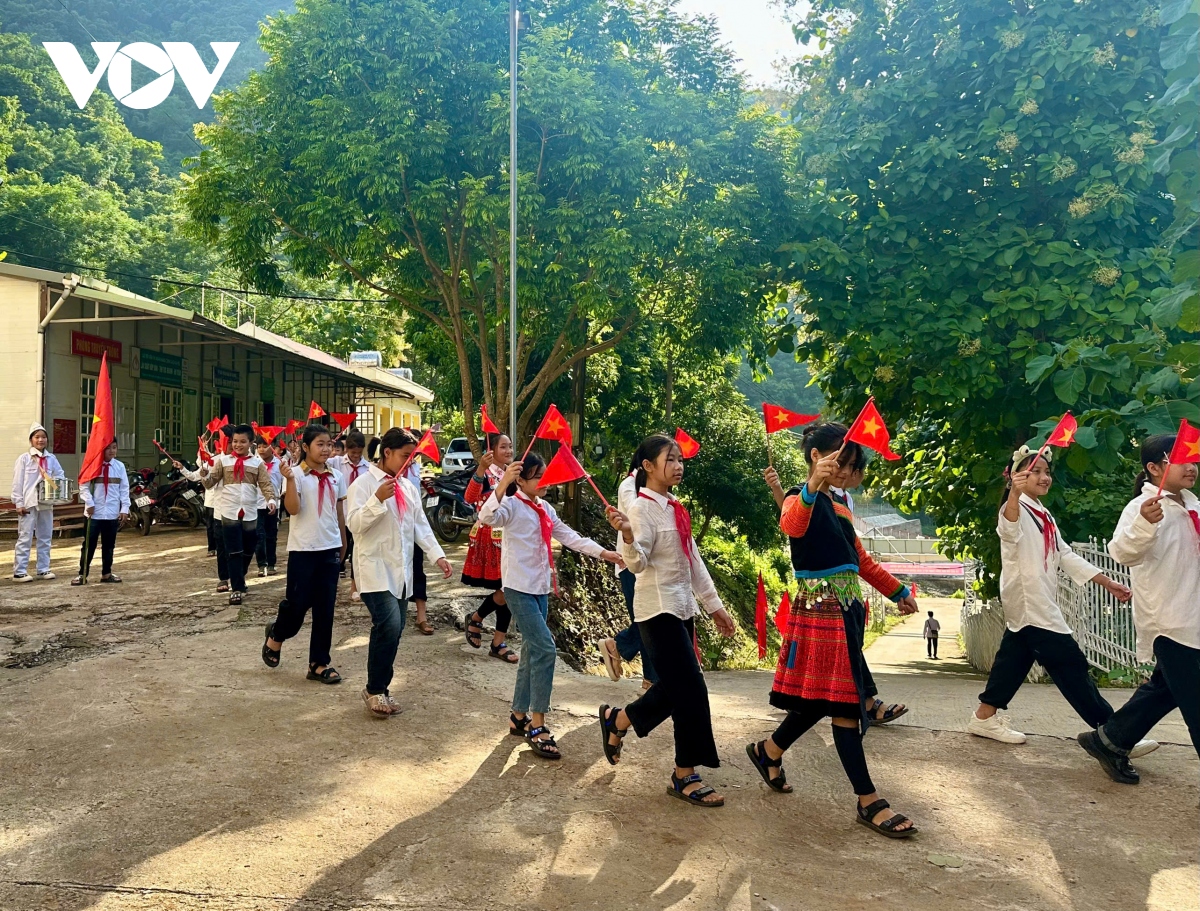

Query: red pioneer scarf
(1022, 502), (1058, 568)
(518, 493), (558, 595)
(392, 473), (408, 521)
(101, 461), (111, 493)
(639, 491), (695, 568)
(313, 470), (335, 516)
(231, 455), (248, 482)
(349, 460), (364, 484)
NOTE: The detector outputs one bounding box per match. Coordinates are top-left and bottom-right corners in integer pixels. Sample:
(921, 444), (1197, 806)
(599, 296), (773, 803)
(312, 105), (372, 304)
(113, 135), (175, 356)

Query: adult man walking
(923, 610), (941, 659)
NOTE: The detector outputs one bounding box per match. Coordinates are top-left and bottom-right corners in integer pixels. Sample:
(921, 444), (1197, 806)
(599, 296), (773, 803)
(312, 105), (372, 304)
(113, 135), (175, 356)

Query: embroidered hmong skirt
(461, 524), (502, 589)
(769, 572), (870, 732)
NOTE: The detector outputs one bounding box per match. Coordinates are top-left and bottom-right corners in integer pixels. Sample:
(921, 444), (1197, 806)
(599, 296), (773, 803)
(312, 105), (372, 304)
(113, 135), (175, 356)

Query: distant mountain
(0, 0), (289, 170)
(734, 354), (825, 415)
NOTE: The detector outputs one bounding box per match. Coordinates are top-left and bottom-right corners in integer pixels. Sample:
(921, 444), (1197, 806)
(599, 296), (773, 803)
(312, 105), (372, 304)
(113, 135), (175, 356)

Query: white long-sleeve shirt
(256, 457), (283, 511)
(346, 462), (445, 599)
(614, 473), (637, 577)
(79, 459), (131, 519)
(329, 454), (370, 490)
(997, 493), (1100, 634)
(11, 449), (66, 511)
(619, 487), (724, 623)
(1108, 483), (1200, 662)
(478, 491), (606, 596)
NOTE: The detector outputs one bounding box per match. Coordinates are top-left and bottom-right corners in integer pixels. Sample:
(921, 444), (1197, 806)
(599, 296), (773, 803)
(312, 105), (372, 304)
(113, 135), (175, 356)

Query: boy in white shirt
(12, 423), (67, 582)
(73, 440), (130, 584)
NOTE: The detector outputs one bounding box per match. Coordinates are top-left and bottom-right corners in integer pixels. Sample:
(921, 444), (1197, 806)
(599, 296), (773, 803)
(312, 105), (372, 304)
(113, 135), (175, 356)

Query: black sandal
(490, 641), (519, 663)
(261, 622), (280, 668)
(746, 740), (792, 793)
(509, 713), (530, 737)
(868, 699), (908, 725)
(667, 772), (724, 808)
(307, 664), (342, 684)
(217, 582), (230, 593)
(525, 725), (562, 760)
(464, 612), (484, 649)
(230, 591), (244, 606)
(855, 799), (917, 839)
(599, 704), (629, 765)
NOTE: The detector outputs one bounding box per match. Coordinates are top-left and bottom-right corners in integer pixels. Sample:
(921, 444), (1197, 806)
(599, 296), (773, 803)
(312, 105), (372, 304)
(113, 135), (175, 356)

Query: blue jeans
(505, 588), (556, 715)
(614, 569), (657, 683)
(360, 590), (408, 695)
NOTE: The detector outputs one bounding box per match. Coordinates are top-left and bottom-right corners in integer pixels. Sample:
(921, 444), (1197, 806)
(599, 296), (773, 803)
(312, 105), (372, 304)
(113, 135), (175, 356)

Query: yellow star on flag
(771, 411), (788, 427)
(547, 415), (565, 433)
(862, 417), (881, 437)
(1187, 439), (1200, 459)
(1057, 427), (1075, 444)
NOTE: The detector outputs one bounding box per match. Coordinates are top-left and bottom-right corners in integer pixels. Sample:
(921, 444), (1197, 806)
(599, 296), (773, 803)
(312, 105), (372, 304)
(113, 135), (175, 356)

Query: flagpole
(583, 473), (611, 509)
(1155, 458), (1170, 497)
(508, 0), (519, 444)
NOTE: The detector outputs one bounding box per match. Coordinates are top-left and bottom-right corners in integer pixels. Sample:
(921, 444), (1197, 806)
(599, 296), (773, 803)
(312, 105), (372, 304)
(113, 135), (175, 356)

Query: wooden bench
(0, 498), (88, 539)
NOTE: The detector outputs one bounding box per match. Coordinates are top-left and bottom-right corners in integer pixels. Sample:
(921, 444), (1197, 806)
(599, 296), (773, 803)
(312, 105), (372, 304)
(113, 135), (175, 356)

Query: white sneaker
(1129, 738), (1159, 759)
(968, 710), (1027, 744)
(36, 571), (56, 581)
(597, 638), (622, 681)
(12, 573), (33, 583)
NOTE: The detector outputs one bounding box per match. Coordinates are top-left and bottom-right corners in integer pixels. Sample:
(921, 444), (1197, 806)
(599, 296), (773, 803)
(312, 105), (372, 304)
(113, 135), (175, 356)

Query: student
(73, 439), (130, 584)
(745, 423), (917, 837)
(1078, 433), (1200, 783)
(596, 459), (657, 689)
(461, 434), (517, 661)
(347, 428), (452, 716)
(330, 430), (369, 600)
(600, 434), (737, 808)
(255, 436), (283, 576)
(406, 451), (436, 634)
(285, 438), (302, 468)
(178, 424), (277, 605)
(923, 611), (941, 659)
(197, 438), (227, 582)
(479, 454), (623, 759)
(333, 438), (346, 458)
(967, 445), (1156, 758)
(262, 424), (348, 684)
(764, 457), (911, 727)
(12, 423), (66, 582)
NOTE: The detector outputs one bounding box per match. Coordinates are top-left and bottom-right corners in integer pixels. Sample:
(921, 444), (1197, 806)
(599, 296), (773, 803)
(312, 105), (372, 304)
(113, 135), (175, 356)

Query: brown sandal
(415, 619), (436, 636)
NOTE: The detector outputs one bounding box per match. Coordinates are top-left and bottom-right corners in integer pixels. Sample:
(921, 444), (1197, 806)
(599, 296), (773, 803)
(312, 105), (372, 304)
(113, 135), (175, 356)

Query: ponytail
(1134, 433), (1176, 495)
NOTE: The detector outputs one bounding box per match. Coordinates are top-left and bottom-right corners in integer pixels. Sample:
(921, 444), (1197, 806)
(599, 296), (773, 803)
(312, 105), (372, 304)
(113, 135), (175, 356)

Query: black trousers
(220, 518), (257, 593)
(623, 613), (719, 769)
(411, 547), (427, 601)
(771, 708), (876, 795)
(272, 548), (341, 667)
(341, 529), (355, 577)
(207, 507), (228, 581)
(255, 508), (279, 568)
(78, 518), (119, 577)
(205, 505), (218, 552)
(979, 626), (1112, 728)
(927, 634), (939, 658)
(1104, 637), (1200, 756)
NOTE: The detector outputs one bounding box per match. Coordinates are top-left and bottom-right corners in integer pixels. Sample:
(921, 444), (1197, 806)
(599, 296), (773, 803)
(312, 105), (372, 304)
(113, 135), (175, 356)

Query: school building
(0, 261), (434, 500)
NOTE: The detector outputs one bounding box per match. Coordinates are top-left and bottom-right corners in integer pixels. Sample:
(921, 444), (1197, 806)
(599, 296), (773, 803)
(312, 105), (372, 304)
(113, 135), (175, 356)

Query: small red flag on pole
(755, 573), (768, 660)
(1031, 412), (1078, 467)
(1158, 418), (1200, 495)
(844, 397), (902, 461)
(522, 404), (573, 459)
(330, 412), (356, 430)
(481, 404), (500, 434)
(537, 445), (612, 508)
(762, 403), (818, 467)
(774, 590), (790, 636)
(308, 400), (326, 420)
(399, 429), (441, 477)
(674, 428), (701, 459)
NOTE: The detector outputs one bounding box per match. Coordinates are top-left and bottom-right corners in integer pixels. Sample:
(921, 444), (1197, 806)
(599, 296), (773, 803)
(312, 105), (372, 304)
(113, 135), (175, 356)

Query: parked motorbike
(424, 468), (477, 543)
(129, 461), (204, 534)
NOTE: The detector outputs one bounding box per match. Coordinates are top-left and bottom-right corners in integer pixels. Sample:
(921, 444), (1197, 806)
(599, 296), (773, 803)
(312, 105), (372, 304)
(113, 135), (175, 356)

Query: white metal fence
(960, 542), (1141, 679)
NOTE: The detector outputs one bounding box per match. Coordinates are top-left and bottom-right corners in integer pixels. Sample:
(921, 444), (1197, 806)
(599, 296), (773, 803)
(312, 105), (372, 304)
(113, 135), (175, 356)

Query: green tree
(182, 0), (799, 452)
(779, 0), (1194, 592)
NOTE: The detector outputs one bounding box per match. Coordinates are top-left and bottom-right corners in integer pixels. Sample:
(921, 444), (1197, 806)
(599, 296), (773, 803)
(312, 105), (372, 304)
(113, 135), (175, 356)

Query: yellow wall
(0, 276), (44, 499)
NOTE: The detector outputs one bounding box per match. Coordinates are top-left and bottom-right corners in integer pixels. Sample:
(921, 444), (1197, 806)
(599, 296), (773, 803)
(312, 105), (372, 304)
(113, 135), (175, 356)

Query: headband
(1006, 444), (1052, 478)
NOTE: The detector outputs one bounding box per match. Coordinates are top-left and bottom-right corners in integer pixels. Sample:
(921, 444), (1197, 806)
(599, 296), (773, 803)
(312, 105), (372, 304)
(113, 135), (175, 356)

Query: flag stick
(583, 473), (611, 509)
(521, 437), (536, 462)
(766, 426), (773, 468)
(82, 512), (91, 583)
(152, 439), (176, 463)
(1155, 458), (1171, 497)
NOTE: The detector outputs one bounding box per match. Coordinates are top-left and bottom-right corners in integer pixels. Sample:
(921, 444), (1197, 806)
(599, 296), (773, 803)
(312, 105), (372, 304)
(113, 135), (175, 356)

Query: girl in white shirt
(11, 423), (67, 582)
(261, 424), (347, 684)
(347, 428), (451, 717)
(602, 434), (737, 808)
(1080, 433), (1200, 782)
(478, 453), (622, 760)
(330, 430), (369, 600)
(968, 445), (1146, 750)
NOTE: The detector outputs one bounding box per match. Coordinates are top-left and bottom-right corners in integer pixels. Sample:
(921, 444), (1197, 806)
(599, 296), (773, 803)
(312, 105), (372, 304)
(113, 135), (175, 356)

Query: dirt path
(0, 531), (1196, 911)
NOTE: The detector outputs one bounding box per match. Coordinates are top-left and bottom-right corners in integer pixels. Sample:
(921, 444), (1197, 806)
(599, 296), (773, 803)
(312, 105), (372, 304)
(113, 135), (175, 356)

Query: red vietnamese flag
(283, 418), (305, 436)
(330, 412), (356, 430)
(205, 415), (223, 434)
(533, 404), (573, 448)
(538, 445), (589, 489)
(1045, 412), (1078, 448)
(79, 353), (115, 485)
(412, 429), (440, 464)
(1168, 418), (1200, 465)
(308, 400), (326, 420)
(845, 397), (901, 461)
(763, 402), (818, 434)
(481, 404), (500, 434)
(755, 574), (768, 660)
(674, 427), (701, 459)
(774, 590), (790, 636)
(196, 436), (214, 465)
(257, 425), (284, 446)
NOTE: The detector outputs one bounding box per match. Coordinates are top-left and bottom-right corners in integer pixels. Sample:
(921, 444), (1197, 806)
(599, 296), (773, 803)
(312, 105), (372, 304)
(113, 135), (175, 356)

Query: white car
(440, 437), (480, 473)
